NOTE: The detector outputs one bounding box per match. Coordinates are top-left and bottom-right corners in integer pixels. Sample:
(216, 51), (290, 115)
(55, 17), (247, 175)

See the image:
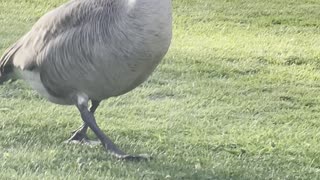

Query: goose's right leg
(67, 100), (100, 144)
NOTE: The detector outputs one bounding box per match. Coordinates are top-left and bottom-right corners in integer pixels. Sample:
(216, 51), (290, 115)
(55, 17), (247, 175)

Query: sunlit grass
(1, 0), (320, 179)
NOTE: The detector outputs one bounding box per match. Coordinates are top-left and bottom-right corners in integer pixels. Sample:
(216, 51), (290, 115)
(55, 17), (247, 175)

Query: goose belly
(81, 59), (159, 100)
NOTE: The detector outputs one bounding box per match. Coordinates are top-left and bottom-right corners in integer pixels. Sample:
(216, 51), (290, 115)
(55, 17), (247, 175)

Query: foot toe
(118, 154), (151, 161)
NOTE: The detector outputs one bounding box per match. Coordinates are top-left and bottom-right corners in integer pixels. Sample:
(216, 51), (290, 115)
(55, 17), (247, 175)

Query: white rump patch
(14, 68), (71, 105)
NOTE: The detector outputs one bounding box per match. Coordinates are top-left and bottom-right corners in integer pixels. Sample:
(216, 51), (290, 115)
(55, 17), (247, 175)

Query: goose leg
(75, 95), (148, 160)
(67, 100), (100, 143)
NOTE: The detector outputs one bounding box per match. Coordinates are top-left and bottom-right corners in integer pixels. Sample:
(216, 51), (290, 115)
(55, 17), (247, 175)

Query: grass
(1, 0), (320, 179)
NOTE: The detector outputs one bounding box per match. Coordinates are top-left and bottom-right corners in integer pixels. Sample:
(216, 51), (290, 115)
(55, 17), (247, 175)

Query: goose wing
(0, 0), (109, 75)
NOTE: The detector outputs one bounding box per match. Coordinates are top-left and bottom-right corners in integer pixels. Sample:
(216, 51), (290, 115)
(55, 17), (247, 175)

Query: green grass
(1, 0), (320, 179)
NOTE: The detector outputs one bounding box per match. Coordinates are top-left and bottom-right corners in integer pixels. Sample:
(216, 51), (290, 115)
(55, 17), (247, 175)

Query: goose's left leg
(75, 94), (148, 160)
(67, 100), (100, 144)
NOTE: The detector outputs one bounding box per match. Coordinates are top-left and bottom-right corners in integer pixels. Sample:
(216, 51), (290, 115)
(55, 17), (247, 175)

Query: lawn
(1, 0), (320, 179)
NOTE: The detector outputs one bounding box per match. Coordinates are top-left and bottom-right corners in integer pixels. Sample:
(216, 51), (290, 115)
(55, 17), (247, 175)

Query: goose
(0, 0), (172, 160)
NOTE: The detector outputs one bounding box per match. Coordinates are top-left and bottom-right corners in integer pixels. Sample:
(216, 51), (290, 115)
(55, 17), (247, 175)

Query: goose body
(2, 0), (172, 104)
(0, 0), (172, 160)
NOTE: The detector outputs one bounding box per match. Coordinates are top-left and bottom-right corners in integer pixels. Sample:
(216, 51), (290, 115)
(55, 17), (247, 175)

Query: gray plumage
(0, 0), (172, 160)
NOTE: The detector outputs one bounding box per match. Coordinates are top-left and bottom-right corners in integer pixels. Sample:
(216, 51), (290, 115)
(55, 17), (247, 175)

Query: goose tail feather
(0, 42), (22, 84)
